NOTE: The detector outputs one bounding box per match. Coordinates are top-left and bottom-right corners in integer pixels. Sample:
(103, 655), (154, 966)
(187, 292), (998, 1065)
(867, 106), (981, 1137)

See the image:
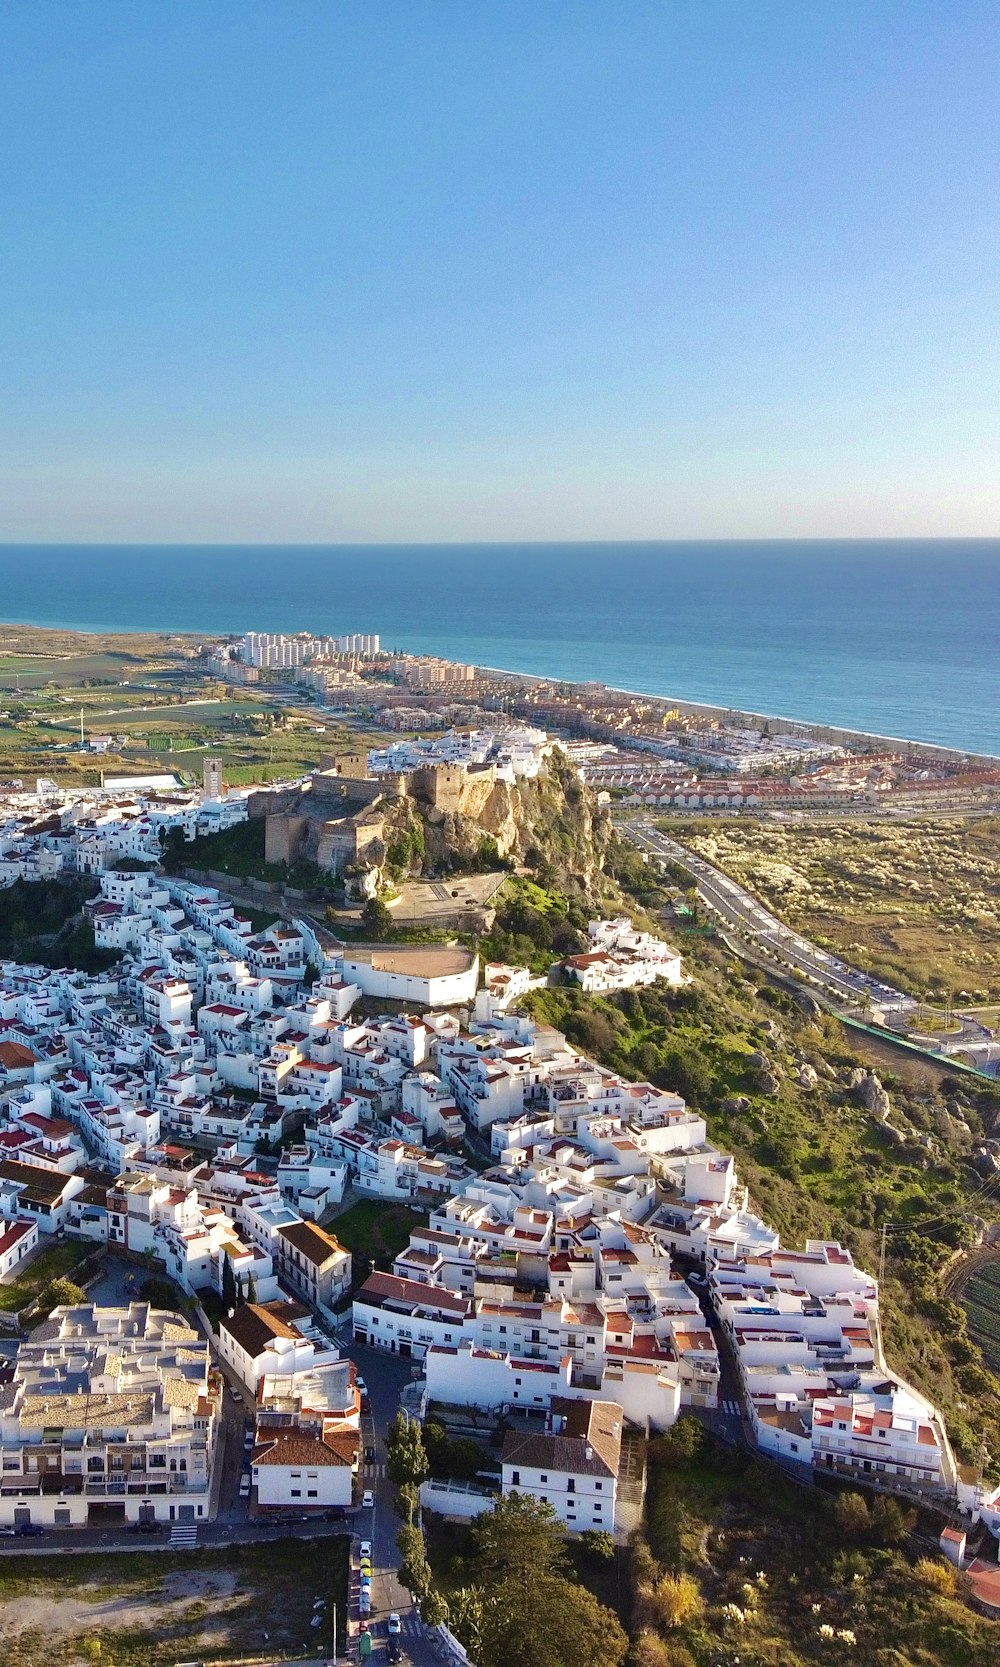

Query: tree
(578, 1528), (616, 1562)
(397, 1481), (420, 1526)
(221, 1254), (237, 1313)
(246, 1273), (257, 1305)
(420, 1586), (450, 1628)
(479, 1573), (628, 1667)
(833, 1490), (870, 1538)
(386, 1409), (428, 1486)
(446, 1587), (487, 1662)
(470, 1492), (568, 1588)
(39, 1277), (87, 1312)
(362, 896), (394, 940)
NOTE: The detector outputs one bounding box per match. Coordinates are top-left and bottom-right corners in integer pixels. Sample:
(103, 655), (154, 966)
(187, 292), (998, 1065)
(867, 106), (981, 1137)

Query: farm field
(963, 1261), (1000, 1376)
(0, 1536), (348, 1667)
(663, 815), (1000, 999)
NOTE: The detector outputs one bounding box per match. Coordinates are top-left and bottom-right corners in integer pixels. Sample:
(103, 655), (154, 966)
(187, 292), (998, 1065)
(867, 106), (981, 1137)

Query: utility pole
(878, 1221), (888, 1287)
(80, 708), (85, 747)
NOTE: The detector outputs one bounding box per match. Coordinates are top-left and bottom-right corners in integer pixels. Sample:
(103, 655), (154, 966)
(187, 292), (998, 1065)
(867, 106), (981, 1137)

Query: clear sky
(0, 1), (997, 542)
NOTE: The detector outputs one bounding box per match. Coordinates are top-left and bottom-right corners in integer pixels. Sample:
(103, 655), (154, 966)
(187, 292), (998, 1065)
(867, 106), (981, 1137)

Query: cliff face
(376, 749), (612, 892)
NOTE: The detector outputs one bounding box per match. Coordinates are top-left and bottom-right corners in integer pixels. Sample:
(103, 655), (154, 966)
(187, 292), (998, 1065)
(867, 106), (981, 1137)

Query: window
(567, 1480), (575, 1493)
(307, 1489), (318, 1498)
(512, 1471), (520, 1486)
(291, 1489), (301, 1498)
(594, 1482), (602, 1491)
(540, 1474), (548, 1484)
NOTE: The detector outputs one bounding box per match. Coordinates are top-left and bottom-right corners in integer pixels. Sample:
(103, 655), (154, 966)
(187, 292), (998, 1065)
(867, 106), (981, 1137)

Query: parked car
(239, 1474), (251, 1499)
(359, 1539), (372, 1560)
(387, 1613), (401, 1636)
(133, 1519), (163, 1534)
(0, 1526), (16, 1537)
(355, 1375), (367, 1396)
(16, 1523), (45, 1537)
(362, 1490), (375, 1509)
(387, 1641), (402, 1663)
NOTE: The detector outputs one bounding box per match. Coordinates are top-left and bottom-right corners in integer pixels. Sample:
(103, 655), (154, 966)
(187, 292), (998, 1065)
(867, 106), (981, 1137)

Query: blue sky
(0, 2), (997, 541)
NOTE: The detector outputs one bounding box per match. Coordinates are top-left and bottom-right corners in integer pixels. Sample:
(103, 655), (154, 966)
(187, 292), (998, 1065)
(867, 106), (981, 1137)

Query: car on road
(387, 1613), (401, 1635)
(0, 1526), (16, 1537)
(228, 1384), (242, 1401)
(362, 1490), (375, 1508)
(16, 1523), (45, 1537)
(133, 1519), (163, 1534)
(239, 1474), (251, 1499)
(355, 1375), (367, 1395)
(387, 1641), (402, 1663)
(364, 1445), (377, 1463)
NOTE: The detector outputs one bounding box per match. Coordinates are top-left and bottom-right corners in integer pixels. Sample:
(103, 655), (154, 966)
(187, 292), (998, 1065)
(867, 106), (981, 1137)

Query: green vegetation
(423, 1493), (628, 1667)
(521, 937), (1000, 1467)
(631, 1415), (1000, 1667)
(387, 1408), (430, 1487)
(163, 816), (337, 895)
(663, 815), (1000, 1000)
(0, 1537), (349, 1667)
(479, 873), (591, 972)
(0, 877), (117, 974)
(331, 1198), (426, 1272)
(0, 1241), (93, 1314)
(962, 1261), (1000, 1375)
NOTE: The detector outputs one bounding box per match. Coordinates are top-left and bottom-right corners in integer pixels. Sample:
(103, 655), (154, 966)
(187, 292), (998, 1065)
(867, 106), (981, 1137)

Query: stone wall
(265, 814), (309, 865)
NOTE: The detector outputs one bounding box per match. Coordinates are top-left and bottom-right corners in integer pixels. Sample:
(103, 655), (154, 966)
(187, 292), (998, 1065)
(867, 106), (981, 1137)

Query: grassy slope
(636, 1419), (1000, 1667)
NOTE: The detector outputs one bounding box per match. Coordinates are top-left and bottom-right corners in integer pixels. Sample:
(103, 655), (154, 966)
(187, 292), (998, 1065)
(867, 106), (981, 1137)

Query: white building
(501, 1398), (623, 1533)
(0, 1303), (218, 1527)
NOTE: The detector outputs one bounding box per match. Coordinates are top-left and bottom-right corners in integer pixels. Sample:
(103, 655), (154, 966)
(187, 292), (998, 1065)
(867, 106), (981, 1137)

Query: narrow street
(336, 1331), (443, 1667)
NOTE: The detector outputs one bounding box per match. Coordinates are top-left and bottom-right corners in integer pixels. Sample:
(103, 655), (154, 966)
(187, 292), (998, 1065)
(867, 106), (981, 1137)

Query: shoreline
(0, 616), (996, 768)
(473, 663), (1000, 767)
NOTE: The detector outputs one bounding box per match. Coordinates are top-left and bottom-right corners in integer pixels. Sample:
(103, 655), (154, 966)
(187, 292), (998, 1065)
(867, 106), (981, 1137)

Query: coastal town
(0, 627), (995, 1667)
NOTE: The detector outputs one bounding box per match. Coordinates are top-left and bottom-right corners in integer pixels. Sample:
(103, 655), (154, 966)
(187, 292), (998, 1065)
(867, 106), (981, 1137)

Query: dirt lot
(0, 1538), (347, 1667)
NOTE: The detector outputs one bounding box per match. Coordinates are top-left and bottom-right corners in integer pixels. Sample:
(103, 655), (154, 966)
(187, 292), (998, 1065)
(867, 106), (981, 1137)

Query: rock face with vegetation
(378, 748), (614, 888)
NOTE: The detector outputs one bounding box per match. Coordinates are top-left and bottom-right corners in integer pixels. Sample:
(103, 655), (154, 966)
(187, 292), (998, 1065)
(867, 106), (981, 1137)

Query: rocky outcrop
(796, 1063), (819, 1090)
(854, 1070), (892, 1121)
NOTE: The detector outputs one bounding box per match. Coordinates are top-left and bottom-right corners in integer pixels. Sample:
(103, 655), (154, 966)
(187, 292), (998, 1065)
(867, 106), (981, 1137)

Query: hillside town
(0, 847), (995, 1576)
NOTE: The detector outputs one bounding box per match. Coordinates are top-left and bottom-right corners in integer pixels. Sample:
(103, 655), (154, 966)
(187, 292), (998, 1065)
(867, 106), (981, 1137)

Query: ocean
(0, 540), (996, 755)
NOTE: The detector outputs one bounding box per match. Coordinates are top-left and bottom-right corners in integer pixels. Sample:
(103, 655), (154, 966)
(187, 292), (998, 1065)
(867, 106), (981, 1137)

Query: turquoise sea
(0, 541), (996, 755)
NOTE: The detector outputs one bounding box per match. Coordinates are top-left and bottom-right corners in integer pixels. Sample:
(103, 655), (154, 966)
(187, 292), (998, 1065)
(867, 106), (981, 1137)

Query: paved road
(336, 1331), (441, 1667)
(627, 818), (917, 1017)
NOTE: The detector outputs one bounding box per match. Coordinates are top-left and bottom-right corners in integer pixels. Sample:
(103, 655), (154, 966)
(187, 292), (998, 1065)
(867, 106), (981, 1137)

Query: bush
(913, 1556), (959, 1596)
(643, 1572), (703, 1630)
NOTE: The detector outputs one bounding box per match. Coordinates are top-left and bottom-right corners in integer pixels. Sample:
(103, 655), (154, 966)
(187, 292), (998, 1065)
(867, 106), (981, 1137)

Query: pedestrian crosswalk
(363, 1461), (386, 1478)
(721, 1398), (741, 1418)
(169, 1523), (199, 1547)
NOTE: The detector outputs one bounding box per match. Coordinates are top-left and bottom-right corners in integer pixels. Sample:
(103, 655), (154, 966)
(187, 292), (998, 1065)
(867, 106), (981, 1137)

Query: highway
(625, 817), (917, 1018)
